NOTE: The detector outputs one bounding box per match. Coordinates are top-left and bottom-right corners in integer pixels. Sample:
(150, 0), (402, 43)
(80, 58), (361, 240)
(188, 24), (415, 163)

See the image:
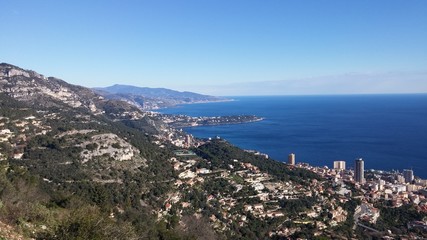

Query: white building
(288, 153), (295, 165)
(333, 161), (346, 170)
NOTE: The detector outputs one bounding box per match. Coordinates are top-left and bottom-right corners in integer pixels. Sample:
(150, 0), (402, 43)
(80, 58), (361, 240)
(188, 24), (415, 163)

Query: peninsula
(157, 113), (264, 128)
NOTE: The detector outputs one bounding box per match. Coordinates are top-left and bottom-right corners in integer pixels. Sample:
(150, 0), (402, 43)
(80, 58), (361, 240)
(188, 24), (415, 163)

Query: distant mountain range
(94, 84), (228, 110)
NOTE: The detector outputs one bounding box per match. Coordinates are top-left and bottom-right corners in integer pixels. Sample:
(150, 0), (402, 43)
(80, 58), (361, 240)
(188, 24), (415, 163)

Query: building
(333, 161), (346, 170)
(355, 158), (365, 184)
(288, 153), (295, 165)
(396, 175), (405, 184)
(184, 134), (193, 148)
(378, 179), (386, 191)
(403, 169), (414, 183)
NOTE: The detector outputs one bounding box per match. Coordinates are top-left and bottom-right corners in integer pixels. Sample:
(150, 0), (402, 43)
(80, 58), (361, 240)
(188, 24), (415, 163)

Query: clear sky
(1, 0), (426, 96)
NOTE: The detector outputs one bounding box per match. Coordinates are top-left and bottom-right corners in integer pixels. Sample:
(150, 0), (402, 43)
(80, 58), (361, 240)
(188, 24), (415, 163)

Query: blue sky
(1, 0), (426, 95)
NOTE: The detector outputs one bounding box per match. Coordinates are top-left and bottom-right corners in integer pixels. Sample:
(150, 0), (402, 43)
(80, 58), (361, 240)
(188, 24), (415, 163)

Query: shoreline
(181, 117), (265, 128)
(154, 98), (235, 111)
(159, 95), (427, 179)
(162, 114), (265, 128)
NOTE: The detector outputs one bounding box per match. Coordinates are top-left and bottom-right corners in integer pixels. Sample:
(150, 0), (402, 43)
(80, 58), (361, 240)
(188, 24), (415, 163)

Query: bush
(85, 143), (98, 151)
(111, 143), (121, 149)
(47, 205), (137, 240)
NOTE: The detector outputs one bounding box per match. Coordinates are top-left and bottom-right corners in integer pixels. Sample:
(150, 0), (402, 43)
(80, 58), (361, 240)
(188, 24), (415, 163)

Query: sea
(159, 94), (427, 179)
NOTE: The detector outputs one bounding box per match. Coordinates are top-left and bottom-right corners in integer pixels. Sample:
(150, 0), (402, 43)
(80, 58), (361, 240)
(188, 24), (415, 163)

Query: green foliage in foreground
(0, 162), (217, 240)
(375, 203), (427, 236)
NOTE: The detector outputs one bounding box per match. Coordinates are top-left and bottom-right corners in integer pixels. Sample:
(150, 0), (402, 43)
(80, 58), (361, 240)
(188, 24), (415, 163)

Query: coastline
(159, 94), (427, 179)
(182, 117), (265, 128)
(158, 114), (264, 128)
(156, 98), (235, 110)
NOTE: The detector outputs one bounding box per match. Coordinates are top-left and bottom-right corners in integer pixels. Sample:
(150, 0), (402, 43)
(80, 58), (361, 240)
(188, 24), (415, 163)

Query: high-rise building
(378, 179), (386, 191)
(333, 161), (346, 170)
(355, 158), (365, 184)
(184, 134), (193, 148)
(288, 153), (295, 165)
(403, 169), (414, 183)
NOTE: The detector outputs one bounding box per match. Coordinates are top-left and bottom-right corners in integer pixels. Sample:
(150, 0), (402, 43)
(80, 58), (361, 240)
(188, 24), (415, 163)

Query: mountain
(0, 63), (98, 110)
(94, 84), (228, 110)
(96, 84), (219, 100)
(0, 63), (185, 238)
(0, 63), (149, 119)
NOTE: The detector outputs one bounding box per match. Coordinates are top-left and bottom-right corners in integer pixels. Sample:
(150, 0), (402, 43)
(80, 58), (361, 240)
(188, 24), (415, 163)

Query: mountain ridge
(94, 84), (229, 110)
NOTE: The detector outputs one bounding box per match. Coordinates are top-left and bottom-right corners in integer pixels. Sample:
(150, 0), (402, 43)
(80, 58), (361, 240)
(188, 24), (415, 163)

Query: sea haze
(159, 94), (427, 178)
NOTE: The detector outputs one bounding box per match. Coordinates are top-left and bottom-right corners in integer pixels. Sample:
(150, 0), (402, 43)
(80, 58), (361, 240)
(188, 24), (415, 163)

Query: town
(154, 112), (264, 128)
(152, 124), (427, 238)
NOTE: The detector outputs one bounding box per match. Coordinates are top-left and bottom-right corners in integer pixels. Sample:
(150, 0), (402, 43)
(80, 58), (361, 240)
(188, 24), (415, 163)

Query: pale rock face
(0, 67), (90, 109)
(0, 64), (133, 118)
(178, 170), (197, 179)
(0, 68), (30, 78)
(56, 129), (97, 138)
(89, 102), (98, 112)
(80, 133), (143, 163)
(28, 70), (45, 79)
(14, 69), (29, 77)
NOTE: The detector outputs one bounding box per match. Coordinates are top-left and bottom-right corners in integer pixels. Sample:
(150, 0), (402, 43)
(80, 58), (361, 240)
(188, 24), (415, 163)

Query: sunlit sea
(159, 94), (427, 178)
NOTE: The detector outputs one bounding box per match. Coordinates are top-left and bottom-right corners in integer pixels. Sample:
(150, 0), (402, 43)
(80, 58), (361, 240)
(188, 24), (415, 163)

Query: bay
(159, 94), (427, 178)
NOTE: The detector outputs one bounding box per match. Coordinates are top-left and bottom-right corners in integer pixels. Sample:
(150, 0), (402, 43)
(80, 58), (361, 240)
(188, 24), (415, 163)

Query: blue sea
(159, 94), (427, 179)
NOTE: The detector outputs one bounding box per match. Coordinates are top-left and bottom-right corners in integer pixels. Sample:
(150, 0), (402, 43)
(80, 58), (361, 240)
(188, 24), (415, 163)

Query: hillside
(94, 84), (228, 110)
(0, 63), (193, 239)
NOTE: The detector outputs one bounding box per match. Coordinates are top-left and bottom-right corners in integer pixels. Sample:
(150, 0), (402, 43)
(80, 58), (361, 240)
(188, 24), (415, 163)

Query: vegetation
(373, 203), (427, 237)
(0, 89), (196, 239)
(194, 139), (320, 183)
